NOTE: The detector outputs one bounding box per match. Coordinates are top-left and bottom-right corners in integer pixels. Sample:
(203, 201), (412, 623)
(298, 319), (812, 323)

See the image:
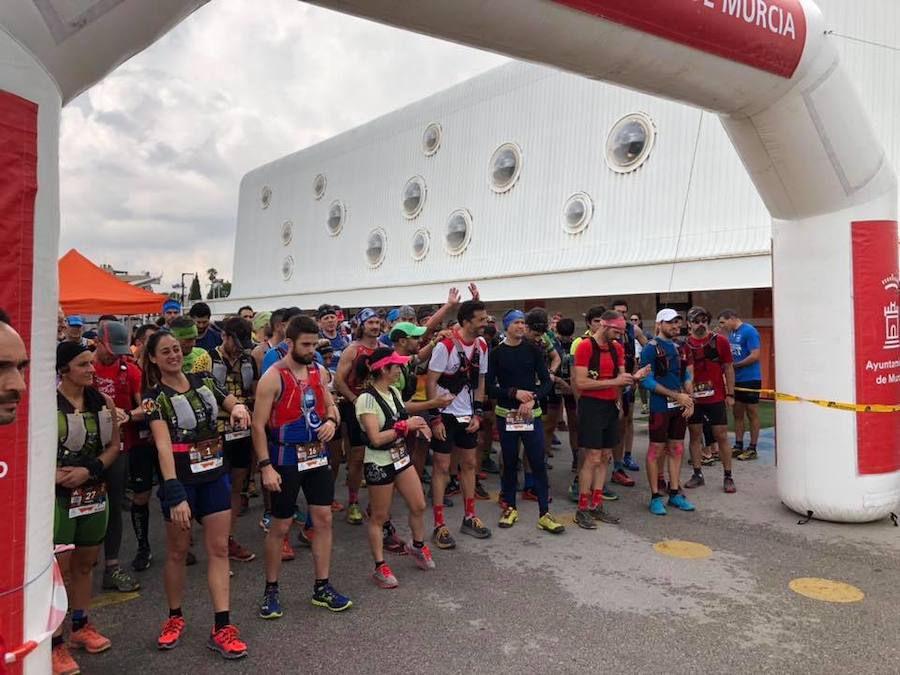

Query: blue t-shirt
(728, 323), (762, 382)
(639, 338), (689, 413)
(261, 341), (324, 375)
(196, 325), (223, 354)
(320, 331), (350, 371)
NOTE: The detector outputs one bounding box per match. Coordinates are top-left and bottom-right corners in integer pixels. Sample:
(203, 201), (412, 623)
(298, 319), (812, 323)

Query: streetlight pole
(180, 272), (193, 308)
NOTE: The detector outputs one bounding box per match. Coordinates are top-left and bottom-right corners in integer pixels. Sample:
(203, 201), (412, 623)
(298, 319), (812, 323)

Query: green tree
(207, 279), (232, 299)
(189, 274), (202, 301)
(207, 267), (218, 283)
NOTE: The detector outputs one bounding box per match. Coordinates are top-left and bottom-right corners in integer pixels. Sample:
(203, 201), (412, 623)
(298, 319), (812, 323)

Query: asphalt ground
(75, 417), (900, 675)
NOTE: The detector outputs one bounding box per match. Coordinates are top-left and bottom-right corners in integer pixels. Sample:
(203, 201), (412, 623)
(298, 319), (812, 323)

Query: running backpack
(269, 364), (327, 429)
(586, 337), (620, 380)
(647, 339), (686, 378)
(436, 333), (485, 395)
(360, 386), (408, 450)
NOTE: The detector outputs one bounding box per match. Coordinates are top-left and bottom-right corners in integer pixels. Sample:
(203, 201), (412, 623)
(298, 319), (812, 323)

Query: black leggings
(103, 451), (128, 563)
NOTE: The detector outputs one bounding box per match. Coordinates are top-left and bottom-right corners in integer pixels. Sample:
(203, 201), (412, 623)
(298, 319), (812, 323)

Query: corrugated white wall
(224, 0), (897, 311)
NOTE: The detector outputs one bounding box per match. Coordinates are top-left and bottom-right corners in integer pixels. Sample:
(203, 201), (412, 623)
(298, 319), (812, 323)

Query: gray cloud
(59, 0), (506, 294)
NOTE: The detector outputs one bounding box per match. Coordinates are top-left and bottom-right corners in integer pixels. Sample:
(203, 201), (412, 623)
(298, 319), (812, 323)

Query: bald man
(0, 309), (29, 426)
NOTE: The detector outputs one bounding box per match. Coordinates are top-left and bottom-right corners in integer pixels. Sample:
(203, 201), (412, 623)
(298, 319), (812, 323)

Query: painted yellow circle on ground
(653, 540), (712, 559)
(788, 578), (864, 603)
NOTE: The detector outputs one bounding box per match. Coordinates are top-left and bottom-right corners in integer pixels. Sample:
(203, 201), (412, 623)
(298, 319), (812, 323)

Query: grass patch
(729, 400), (775, 431)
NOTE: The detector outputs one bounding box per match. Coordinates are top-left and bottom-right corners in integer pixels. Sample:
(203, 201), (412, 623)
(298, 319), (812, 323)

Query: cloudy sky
(59, 0), (506, 296)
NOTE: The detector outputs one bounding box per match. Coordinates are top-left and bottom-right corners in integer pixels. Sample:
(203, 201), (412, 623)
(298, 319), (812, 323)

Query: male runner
(683, 307), (737, 493)
(639, 309), (696, 516)
(427, 299), (492, 548)
(190, 302), (223, 354)
(169, 317), (213, 374)
(162, 299), (181, 327)
(252, 315), (351, 618)
(317, 304), (351, 512)
(238, 306), (254, 322)
(251, 308), (285, 374)
(610, 299), (646, 483)
(718, 309), (763, 460)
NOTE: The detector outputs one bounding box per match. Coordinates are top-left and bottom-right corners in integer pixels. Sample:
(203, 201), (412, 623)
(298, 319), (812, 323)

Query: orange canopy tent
(59, 248), (169, 316)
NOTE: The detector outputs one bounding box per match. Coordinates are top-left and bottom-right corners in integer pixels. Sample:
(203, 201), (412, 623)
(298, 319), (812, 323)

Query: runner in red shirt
(683, 307), (737, 493)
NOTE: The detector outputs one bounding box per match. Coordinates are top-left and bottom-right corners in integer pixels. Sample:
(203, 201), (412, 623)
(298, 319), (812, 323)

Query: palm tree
(207, 267), (218, 283)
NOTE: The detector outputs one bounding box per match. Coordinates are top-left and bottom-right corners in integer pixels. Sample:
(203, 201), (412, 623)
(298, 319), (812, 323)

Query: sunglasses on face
(630, 317), (639, 323)
(690, 318), (709, 324)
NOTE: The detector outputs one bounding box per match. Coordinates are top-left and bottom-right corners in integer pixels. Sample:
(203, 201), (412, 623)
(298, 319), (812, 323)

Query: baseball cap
(56, 341), (90, 371)
(398, 305), (417, 320)
(316, 304), (338, 320)
(386, 308), (400, 323)
(687, 306), (710, 322)
(252, 310), (271, 332)
(656, 308), (679, 323)
(390, 321), (426, 341)
(97, 320), (132, 356)
(66, 315), (84, 327)
(369, 352), (410, 371)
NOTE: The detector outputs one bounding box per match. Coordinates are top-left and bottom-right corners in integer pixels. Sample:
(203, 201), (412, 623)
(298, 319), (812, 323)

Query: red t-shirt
(686, 333), (733, 403)
(574, 338), (624, 401)
(93, 356), (142, 449)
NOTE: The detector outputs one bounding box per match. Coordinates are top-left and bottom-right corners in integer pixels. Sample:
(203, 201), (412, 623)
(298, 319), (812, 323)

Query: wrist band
(162, 479), (187, 509)
(325, 417), (338, 425)
(84, 457), (104, 479)
(393, 420), (409, 437)
(474, 402), (485, 417)
(257, 459), (272, 469)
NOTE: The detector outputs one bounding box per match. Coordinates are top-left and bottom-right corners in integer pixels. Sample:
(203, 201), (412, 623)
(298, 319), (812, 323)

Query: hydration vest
(360, 386), (408, 450)
(648, 339), (686, 379)
(689, 334), (722, 364)
(57, 387), (114, 465)
(436, 333), (485, 395)
(269, 363), (328, 430)
(586, 337), (620, 381)
(211, 349), (256, 397)
(346, 344), (376, 396)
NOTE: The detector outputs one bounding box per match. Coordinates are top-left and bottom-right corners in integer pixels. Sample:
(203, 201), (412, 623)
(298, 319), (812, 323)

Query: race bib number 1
(190, 444), (223, 474)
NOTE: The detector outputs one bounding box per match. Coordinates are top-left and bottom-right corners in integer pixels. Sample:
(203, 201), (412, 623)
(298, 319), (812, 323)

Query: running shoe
(431, 525), (456, 550)
(383, 531), (408, 555)
(640, 403), (649, 415)
(724, 476), (737, 494)
(422, 468), (431, 484)
(102, 566), (140, 592)
(52, 643), (80, 675)
(611, 470), (635, 487)
(69, 623), (111, 654)
(602, 487), (619, 501)
(477, 470), (487, 480)
(346, 503), (364, 525)
(731, 446), (743, 458)
(475, 480), (490, 500)
(622, 454), (640, 471)
(498, 506), (518, 528)
(668, 494), (696, 511)
(536, 512), (565, 534)
(228, 537), (255, 562)
(281, 536), (295, 561)
(684, 472), (705, 489)
(405, 543), (436, 570)
(258, 588), (283, 619)
(460, 516), (492, 539)
(443, 495), (454, 508)
(701, 454), (719, 466)
(445, 479), (461, 497)
(296, 526), (312, 548)
(649, 496), (668, 516)
(157, 616), (185, 650)
(737, 448), (758, 461)
(312, 583), (353, 611)
(247, 480), (259, 498)
(574, 509), (596, 530)
(521, 487), (539, 502)
(567, 480), (579, 503)
(372, 563), (399, 589)
(207, 625), (247, 660)
(482, 457), (500, 474)
(258, 511), (272, 533)
(331, 500), (344, 512)
(185, 550), (197, 566)
(131, 548), (152, 572)
(293, 507), (307, 527)
(589, 506), (620, 524)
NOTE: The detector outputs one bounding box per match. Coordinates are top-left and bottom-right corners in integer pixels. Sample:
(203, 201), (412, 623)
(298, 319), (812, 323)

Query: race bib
(138, 429), (151, 440)
(455, 415), (472, 424)
(667, 400), (682, 410)
(298, 442), (328, 472)
(505, 411), (534, 432)
(390, 442), (410, 471)
(68, 483), (107, 518)
(225, 429), (251, 441)
(189, 442), (223, 474)
(693, 383), (715, 399)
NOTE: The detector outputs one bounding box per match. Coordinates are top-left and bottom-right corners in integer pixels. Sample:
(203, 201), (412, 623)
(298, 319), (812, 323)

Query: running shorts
(430, 413), (479, 454)
(364, 460), (414, 487)
(269, 465), (334, 518)
(735, 380), (761, 405)
(577, 398), (620, 450)
(224, 434), (253, 470)
(129, 442), (158, 494)
(688, 400), (728, 427)
(648, 410), (688, 443)
(158, 474), (232, 522)
(54, 496), (109, 547)
(339, 400), (365, 447)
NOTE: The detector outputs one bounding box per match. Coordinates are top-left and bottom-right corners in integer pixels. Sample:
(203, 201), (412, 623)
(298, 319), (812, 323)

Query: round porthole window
(313, 174), (326, 200)
(402, 176), (427, 219)
(606, 112), (656, 173)
(444, 209), (473, 255)
(422, 123), (442, 156)
(261, 185), (272, 209)
(327, 200), (345, 236)
(280, 220), (293, 245)
(281, 255), (294, 280)
(489, 143), (522, 193)
(366, 228), (387, 268)
(411, 228), (430, 261)
(562, 193), (593, 234)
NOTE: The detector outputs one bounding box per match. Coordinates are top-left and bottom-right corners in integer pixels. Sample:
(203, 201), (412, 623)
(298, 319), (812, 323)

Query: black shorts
(649, 410), (688, 443)
(339, 400), (365, 447)
(270, 465), (334, 519)
(577, 397), (620, 450)
(364, 460), (414, 486)
(129, 443), (158, 494)
(546, 390), (562, 406)
(735, 380), (761, 405)
(224, 434), (253, 470)
(431, 413), (478, 454)
(688, 400), (728, 427)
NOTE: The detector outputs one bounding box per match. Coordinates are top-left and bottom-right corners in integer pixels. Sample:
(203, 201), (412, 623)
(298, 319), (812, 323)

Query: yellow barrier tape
(734, 387), (900, 413)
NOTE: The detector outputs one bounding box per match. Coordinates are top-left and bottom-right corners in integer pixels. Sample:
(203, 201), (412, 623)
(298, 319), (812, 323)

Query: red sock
(433, 504), (445, 527)
(348, 489), (359, 505)
(464, 497), (476, 519)
(591, 490), (603, 509)
(578, 493), (590, 510)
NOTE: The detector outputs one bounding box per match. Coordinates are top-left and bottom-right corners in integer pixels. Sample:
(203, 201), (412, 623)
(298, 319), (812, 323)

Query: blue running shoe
(622, 454), (640, 472)
(293, 507), (307, 527)
(567, 479), (579, 503)
(603, 487), (619, 501)
(259, 588), (283, 619)
(311, 583), (353, 612)
(668, 494), (696, 511)
(258, 511), (272, 533)
(649, 496), (667, 516)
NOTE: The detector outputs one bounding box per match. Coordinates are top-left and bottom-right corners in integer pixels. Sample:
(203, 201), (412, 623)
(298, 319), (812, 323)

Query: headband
(356, 308), (377, 324)
(601, 318), (627, 331)
(163, 299), (181, 313)
(170, 324), (198, 340)
(503, 310), (525, 330)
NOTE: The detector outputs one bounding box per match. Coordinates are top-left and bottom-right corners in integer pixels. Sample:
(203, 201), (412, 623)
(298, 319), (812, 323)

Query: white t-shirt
(428, 335), (488, 417)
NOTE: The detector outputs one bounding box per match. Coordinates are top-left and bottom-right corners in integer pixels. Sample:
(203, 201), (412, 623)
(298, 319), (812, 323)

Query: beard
(693, 325), (708, 338)
(290, 350), (314, 365)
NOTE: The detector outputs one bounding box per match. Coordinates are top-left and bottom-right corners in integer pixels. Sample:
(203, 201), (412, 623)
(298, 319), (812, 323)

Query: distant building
(100, 263), (161, 293)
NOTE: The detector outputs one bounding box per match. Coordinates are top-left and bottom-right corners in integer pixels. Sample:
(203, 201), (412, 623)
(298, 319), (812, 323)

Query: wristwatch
(257, 459), (272, 470)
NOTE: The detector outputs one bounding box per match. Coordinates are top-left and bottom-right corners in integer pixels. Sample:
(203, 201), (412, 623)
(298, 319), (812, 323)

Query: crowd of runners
(0, 284), (765, 673)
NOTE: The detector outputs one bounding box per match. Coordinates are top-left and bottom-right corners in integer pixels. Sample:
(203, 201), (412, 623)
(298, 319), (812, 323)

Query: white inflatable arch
(0, 0), (897, 670)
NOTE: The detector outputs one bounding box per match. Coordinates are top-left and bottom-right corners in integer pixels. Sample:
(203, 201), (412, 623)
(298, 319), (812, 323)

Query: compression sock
(348, 489), (359, 505)
(464, 497), (476, 519)
(577, 493), (590, 510)
(724, 470), (733, 478)
(590, 489), (603, 509)
(433, 504), (445, 527)
(72, 610), (87, 632)
(131, 502), (150, 550)
(214, 611), (230, 631)
(613, 460), (624, 472)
